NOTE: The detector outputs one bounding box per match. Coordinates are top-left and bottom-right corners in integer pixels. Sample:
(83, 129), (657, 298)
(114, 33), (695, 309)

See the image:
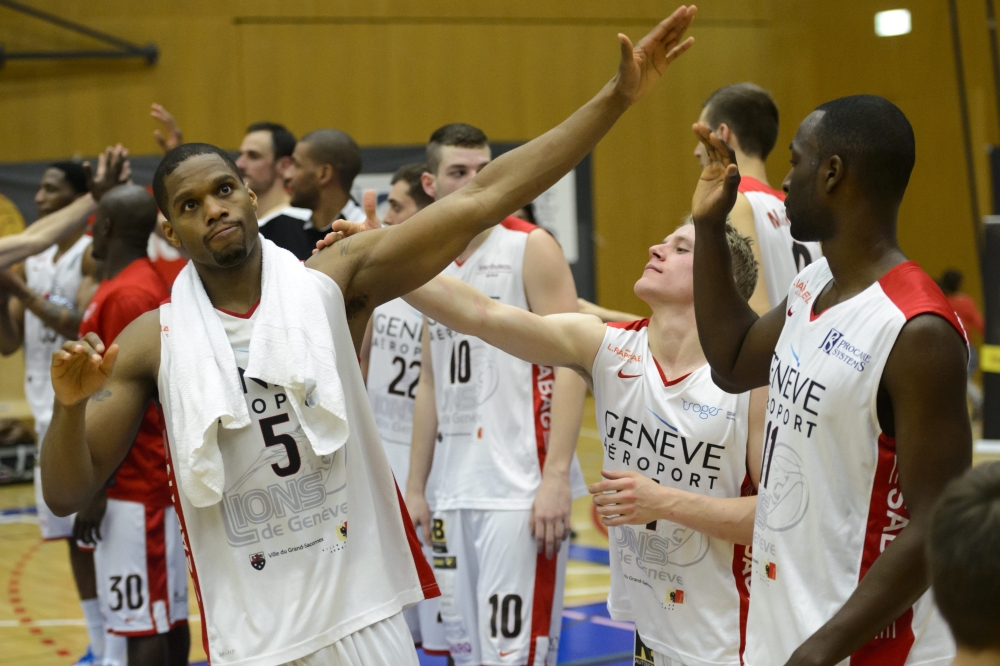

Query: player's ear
(161, 218), (183, 249)
(716, 123), (733, 149)
(318, 164), (336, 188)
(823, 155), (844, 193)
(421, 171), (436, 200)
(274, 156), (293, 179)
(247, 186), (258, 211)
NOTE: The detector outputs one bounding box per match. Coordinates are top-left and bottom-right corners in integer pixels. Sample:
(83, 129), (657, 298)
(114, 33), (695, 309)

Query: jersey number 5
(260, 414), (302, 477)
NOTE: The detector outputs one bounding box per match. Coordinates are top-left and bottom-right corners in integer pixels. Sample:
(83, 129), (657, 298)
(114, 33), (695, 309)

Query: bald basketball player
(691, 96), (968, 665)
(39, 11), (696, 665)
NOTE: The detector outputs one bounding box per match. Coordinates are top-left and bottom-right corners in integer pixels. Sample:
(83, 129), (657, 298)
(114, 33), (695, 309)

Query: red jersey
(80, 258), (171, 506)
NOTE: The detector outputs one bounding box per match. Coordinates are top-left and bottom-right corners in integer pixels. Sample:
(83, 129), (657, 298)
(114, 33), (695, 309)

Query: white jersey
(426, 218), (586, 510)
(745, 258), (963, 666)
(24, 234), (91, 438)
(593, 320), (752, 666)
(738, 177), (822, 308)
(158, 271), (438, 666)
(367, 298), (423, 484)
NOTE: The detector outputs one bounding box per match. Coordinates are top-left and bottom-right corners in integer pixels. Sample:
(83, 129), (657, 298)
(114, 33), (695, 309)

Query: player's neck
(458, 227), (493, 264)
(734, 152), (769, 185)
(102, 243), (147, 281)
(194, 238), (263, 314)
(951, 646), (1000, 666)
(820, 204), (906, 301)
(311, 188), (350, 232)
(254, 183), (291, 220)
(647, 303), (706, 378)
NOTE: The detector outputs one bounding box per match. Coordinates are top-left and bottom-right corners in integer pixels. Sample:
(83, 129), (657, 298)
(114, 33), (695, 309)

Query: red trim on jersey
(159, 409), (212, 662)
(215, 300), (260, 320)
(737, 176), (785, 201)
(145, 504), (169, 631)
(394, 482), (440, 599)
(651, 357), (691, 388)
(500, 216), (538, 234)
(607, 318), (649, 331)
(732, 473), (756, 664)
(850, 433), (914, 665)
(525, 549), (558, 665)
(422, 648), (451, 657)
(878, 261), (969, 344)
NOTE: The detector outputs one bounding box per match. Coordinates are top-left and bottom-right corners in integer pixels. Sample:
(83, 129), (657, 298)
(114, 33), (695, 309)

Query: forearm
(19, 288), (83, 339)
(0, 297), (23, 355)
(660, 491), (756, 545)
(407, 387), (437, 497)
(0, 195), (95, 270)
(543, 368), (586, 477)
(797, 524), (929, 662)
(40, 401), (99, 515)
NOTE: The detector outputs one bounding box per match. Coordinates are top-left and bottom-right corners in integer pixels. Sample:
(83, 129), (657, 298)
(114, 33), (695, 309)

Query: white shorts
(634, 632), (688, 666)
(402, 526), (447, 654)
(94, 498), (188, 636)
(283, 612), (420, 666)
(432, 509), (568, 666)
(33, 465), (77, 541)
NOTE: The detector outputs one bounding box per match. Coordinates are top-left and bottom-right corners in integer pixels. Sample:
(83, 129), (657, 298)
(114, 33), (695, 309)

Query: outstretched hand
(613, 5), (697, 106)
(311, 189), (382, 255)
(84, 144), (130, 202)
(691, 122), (741, 226)
(151, 103), (184, 153)
(50, 333), (119, 407)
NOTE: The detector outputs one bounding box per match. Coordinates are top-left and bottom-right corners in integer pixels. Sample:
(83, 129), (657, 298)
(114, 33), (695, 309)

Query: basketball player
(690, 96), (969, 664)
(927, 462), (1000, 665)
(0, 150), (127, 666)
(75, 184), (189, 665)
(286, 129), (367, 247)
(403, 121), (591, 665)
(318, 218), (767, 665)
(40, 10), (696, 664)
(357, 163), (445, 654)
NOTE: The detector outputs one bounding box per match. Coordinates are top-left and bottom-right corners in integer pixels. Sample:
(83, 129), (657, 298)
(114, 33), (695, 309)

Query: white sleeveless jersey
(24, 234), (91, 438)
(738, 177), (822, 308)
(158, 270), (437, 666)
(745, 258), (963, 666)
(427, 218), (586, 510)
(367, 298), (423, 485)
(593, 320), (752, 666)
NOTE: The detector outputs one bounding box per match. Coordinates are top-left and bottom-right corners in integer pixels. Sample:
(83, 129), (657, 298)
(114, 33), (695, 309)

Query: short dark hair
(813, 95), (915, 204)
(246, 121), (297, 160)
(939, 269), (963, 295)
(703, 83), (780, 159)
(391, 163), (433, 209)
(681, 216), (758, 301)
(426, 123), (489, 174)
(48, 161), (89, 194)
(300, 129), (362, 193)
(928, 461), (1000, 649)
(152, 143), (242, 217)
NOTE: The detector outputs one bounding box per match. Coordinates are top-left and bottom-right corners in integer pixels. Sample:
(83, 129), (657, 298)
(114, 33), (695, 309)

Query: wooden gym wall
(0, 0), (994, 325)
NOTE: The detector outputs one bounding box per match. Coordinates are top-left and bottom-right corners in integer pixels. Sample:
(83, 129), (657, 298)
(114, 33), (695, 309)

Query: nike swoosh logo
(499, 650), (515, 657)
(787, 307), (794, 317)
(618, 369), (642, 379)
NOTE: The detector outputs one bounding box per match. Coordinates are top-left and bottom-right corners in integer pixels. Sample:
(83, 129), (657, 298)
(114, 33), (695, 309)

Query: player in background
(286, 129), (367, 247)
(40, 10), (697, 664)
(927, 462), (1000, 665)
(403, 119), (589, 665)
(74, 184), (188, 666)
(357, 163), (446, 654)
(0, 152), (127, 666)
(690, 96), (969, 665)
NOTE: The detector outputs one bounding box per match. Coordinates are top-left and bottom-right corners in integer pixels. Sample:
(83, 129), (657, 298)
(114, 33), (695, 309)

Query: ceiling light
(875, 9), (911, 37)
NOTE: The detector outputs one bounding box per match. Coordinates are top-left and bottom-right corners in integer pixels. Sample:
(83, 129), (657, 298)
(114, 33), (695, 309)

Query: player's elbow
(43, 487), (79, 517)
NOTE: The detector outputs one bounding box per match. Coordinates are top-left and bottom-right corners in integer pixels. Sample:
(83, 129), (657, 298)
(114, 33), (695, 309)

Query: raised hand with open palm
(691, 123), (742, 227)
(613, 5), (697, 107)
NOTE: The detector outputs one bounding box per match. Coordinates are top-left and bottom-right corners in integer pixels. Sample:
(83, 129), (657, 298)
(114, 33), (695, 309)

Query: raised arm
(0, 269), (84, 340)
(404, 275), (605, 377)
(307, 7), (696, 336)
(691, 125), (784, 391)
(40, 311), (160, 516)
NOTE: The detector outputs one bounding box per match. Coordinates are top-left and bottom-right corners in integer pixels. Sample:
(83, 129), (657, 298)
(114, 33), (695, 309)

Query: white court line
(566, 564), (610, 574)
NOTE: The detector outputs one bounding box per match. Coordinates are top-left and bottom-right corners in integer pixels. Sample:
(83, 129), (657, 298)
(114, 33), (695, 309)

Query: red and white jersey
(157, 270), (438, 666)
(593, 320), (752, 666)
(367, 298), (423, 485)
(739, 177), (822, 308)
(23, 234), (92, 439)
(426, 218), (587, 510)
(745, 258), (964, 666)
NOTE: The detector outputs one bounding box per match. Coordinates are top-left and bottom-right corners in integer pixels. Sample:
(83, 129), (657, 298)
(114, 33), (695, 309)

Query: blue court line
(568, 543), (610, 565)
(0, 506), (36, 515)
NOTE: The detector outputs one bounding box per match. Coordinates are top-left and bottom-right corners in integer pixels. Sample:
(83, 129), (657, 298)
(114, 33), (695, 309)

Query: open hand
(311, 189), (382, 255)
(691, 123), (741, 226)
(84, 145), (130, 202)
(613, 5), (697, 107)
(531, 473), (572, 559)
(590, 469), (670, 526)
(50, 333), (118, 407)
(151, 103), (184, 153)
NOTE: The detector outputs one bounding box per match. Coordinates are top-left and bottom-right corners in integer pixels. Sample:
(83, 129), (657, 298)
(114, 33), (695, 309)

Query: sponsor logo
(499, 650), (515, 657)
(433, 556), (457, 569)
(787, 306), (794, 317)
(475, 262), (513, 275)
(250, 552), (266, 570)
(680, 398), (723, 420)
(765, 561), (777, 580)
(667, 588), (685, 604)
(618, 369), (642, 379)
(819, 328), (872, 372)
(634, 632), (655, 665)
(756, 444), (810, 532)
(337, 521), (347, 541)
(792, 278), (812, 304)
(607, 344), (642, 363)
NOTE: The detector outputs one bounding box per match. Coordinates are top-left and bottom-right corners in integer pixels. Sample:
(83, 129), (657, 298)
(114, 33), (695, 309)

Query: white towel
(165, 238), (350, 507)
